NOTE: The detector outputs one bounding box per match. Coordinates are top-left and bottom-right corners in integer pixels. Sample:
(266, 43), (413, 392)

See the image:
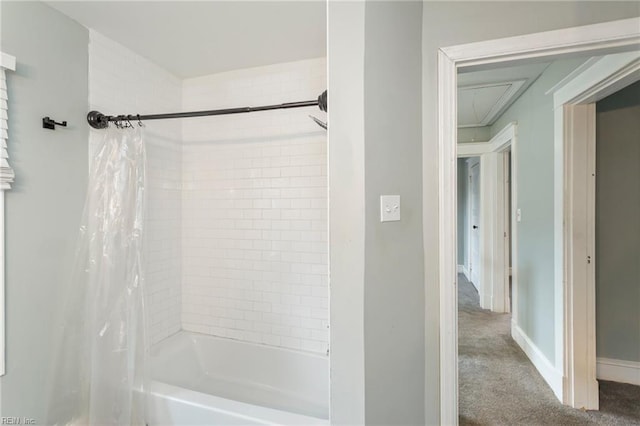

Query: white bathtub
(145, 332), (329, 425)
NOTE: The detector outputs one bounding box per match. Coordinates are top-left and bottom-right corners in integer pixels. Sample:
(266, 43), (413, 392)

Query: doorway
(458, 125), (516, 314)
(557, 61), (640, 409)
(468, 158), (481, 289)
(437, 17), (640, 424)
(503, 149), (513, 312)
(594, 80), (640, 389)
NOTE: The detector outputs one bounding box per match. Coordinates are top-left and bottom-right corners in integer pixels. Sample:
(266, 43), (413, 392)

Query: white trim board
(489, 122), (517, 152)
(0, 52), (16, 72)
(559, 104), (600, 410)
(512, 322), (564, 400)
(597, 358), (640, 386)
(545, 57), (602, 96)
(437, 47), (458, 426)
(553, 51), (640, 107)
(441, 18), (640, 69)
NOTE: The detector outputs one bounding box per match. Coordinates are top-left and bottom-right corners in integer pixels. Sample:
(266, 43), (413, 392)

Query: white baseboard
(511, 322), (563, 401)
(597, 357), (640, 386)
(457, 264), (470, 281)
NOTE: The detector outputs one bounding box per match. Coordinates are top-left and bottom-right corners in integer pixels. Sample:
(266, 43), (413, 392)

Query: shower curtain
(47, 127), (148, 425)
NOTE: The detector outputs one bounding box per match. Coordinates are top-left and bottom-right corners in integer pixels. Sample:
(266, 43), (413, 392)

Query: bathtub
(145, 331), (329, 425)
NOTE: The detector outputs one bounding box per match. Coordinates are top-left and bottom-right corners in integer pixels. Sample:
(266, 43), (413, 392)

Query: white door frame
(437, 18), (640, 424)
(492, 126), (516, 316)
(553, 51), (640, 410)
(500, 146), (513, 314)
(464, 157), (474, 282)
(466, 157), (481, 292)
(458, 122), (517, 313)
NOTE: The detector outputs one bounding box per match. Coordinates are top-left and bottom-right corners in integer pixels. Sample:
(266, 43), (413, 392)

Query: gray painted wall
(363, 2), (424, 424)
(0, 2), (88, 421)
(457, 158), (468, 266)
(327, 1), (366, 423)
(0, 1), (636, 423)
(595, 80), (640, 363)
(458, 126), (491, 143)
(491, 57), (589, 362)
(422, 2), (640, 422)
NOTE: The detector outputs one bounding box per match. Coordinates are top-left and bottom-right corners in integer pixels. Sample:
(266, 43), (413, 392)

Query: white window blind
(0, 68), (15, 189)
(0, 51), (15, 377)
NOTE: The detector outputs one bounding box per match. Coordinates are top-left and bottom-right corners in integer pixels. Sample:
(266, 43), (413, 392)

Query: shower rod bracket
(87, 111), (109, 129)
(87, 90), (327, 129)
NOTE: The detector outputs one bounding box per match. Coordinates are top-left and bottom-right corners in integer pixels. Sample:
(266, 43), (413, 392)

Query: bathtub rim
(147, 330), (330, 421)
(145, 380), (330, 425)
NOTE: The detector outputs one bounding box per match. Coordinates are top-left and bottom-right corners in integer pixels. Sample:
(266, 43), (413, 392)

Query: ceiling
(457, 62), (551, 128)
(46, 1), (327, 79)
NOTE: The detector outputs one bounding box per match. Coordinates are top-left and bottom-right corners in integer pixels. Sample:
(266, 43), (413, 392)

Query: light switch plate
(516, 208), (522, 222)
(380, 195), (401, 222)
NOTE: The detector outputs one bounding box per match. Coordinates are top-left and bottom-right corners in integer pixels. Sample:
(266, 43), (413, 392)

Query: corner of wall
(1, 1), (89, 420)
(327, 1), (367, 423)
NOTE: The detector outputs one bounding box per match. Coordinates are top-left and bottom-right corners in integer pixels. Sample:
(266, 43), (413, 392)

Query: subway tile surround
(181, 59), (328, 354)
(89, 31), (183, 346)
(89, 30), (328, 354)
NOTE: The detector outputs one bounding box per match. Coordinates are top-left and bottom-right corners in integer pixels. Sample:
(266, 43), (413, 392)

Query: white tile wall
(89, 31), (183, 345)
(88, 32), (327, 353)
(181, 58), (328, 354)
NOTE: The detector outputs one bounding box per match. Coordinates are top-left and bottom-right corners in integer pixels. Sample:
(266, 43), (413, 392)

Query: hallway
(458, 274), (640, 425)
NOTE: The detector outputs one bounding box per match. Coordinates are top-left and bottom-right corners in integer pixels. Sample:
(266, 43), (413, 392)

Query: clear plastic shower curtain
(47, 127), (148, 425)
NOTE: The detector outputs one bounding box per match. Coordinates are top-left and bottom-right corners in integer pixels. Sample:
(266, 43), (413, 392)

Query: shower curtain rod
(87, 90), (327, 129)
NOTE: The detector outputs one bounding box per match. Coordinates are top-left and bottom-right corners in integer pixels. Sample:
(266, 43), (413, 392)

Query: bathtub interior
(149, 331), (329, 420)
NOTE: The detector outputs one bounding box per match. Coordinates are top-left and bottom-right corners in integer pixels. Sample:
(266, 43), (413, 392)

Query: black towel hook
(42, 117), (67, 130)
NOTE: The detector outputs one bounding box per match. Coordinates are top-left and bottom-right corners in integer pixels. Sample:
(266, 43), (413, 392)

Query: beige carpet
(458, 273), (640, 425)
